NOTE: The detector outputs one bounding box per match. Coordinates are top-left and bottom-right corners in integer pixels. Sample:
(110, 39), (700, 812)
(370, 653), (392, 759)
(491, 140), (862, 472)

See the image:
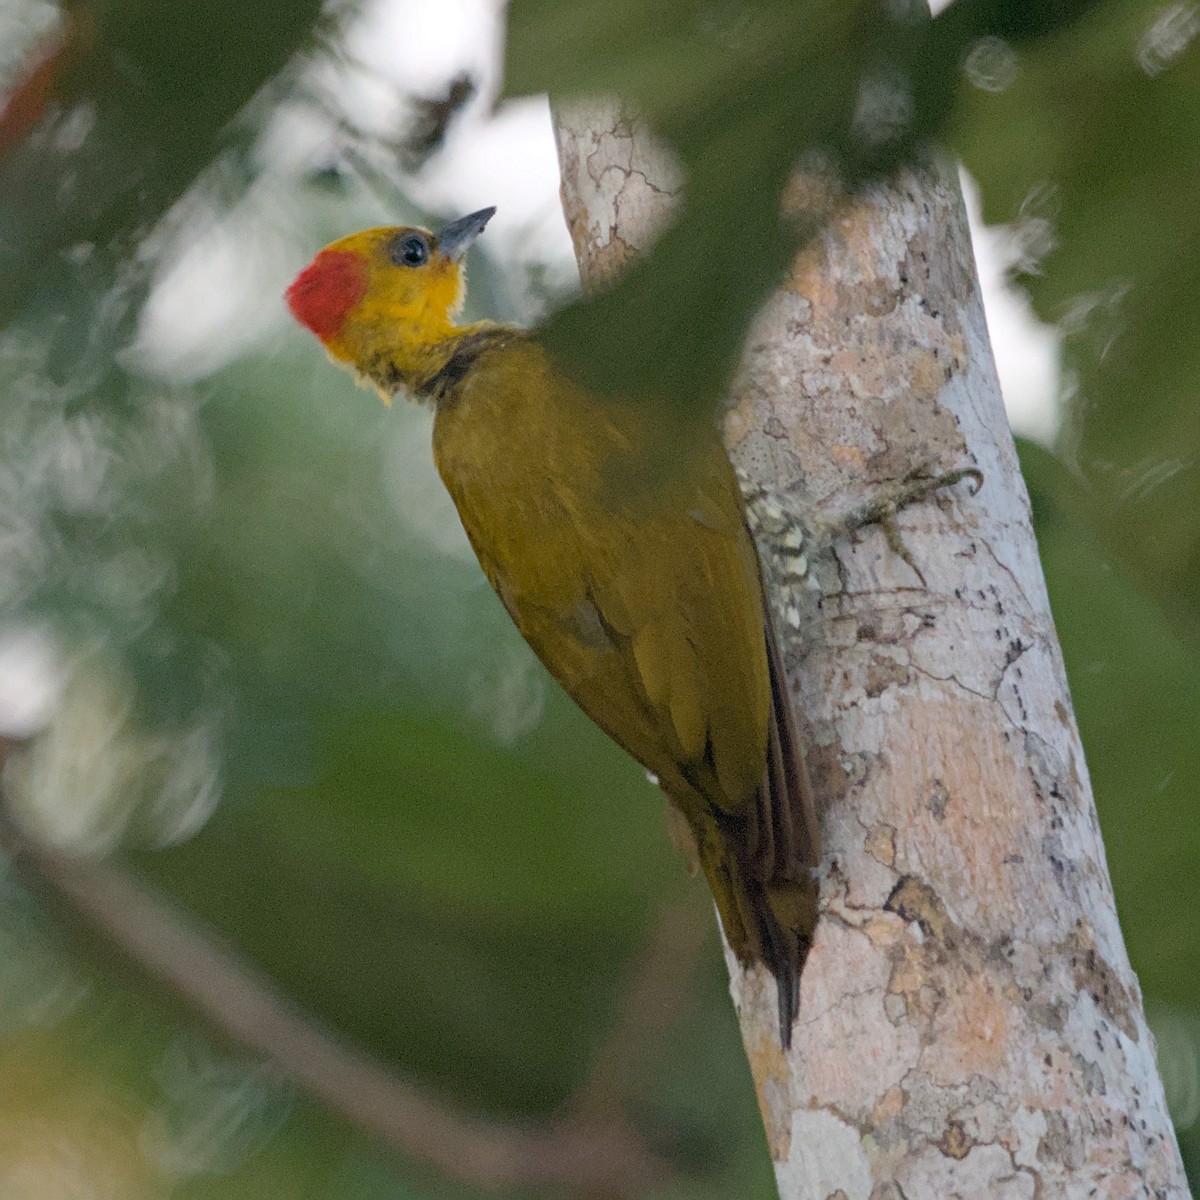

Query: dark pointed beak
(436, 206), (496, 261)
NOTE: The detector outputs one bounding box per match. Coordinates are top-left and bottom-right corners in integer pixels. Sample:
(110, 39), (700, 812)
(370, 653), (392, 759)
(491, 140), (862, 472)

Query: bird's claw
(840, 464), (983, 583)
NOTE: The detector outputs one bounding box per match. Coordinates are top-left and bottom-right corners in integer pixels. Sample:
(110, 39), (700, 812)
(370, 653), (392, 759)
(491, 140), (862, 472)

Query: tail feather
(674, 580), (822, 1046)
(697, 836), (817, 1047)
(704, 601), (821, 1047)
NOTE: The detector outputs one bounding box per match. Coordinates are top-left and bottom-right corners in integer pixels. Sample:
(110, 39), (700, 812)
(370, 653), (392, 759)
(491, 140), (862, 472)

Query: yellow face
(285, 208), (495, 378)
(285, 225), (465, 369)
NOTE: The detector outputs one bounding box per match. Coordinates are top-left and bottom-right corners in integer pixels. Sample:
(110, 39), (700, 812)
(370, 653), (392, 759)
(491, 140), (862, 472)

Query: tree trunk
(553, 100), (1190, 1199)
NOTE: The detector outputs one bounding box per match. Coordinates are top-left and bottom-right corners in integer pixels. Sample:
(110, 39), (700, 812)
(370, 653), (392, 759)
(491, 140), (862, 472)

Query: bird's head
(285, 206), (495, 389)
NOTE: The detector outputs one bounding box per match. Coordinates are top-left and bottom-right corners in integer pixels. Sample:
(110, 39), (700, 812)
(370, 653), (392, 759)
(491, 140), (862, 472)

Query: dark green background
(0, 0), (1196, 1194)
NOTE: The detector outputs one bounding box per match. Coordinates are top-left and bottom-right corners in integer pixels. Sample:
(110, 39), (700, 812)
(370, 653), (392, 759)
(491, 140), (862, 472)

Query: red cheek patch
(285, 249), (368, 341)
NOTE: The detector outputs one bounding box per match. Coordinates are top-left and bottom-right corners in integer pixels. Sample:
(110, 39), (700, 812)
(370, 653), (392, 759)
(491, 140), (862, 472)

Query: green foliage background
(0, 0), (1197, 1194)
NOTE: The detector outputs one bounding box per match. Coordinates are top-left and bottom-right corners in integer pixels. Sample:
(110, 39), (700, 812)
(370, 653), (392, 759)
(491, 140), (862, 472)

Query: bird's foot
(831, 466), (983, 585)
(738, 463), (981, 620)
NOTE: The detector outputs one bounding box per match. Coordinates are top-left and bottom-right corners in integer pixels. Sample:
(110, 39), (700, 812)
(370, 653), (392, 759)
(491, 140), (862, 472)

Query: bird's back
(431, 330), (770, 815)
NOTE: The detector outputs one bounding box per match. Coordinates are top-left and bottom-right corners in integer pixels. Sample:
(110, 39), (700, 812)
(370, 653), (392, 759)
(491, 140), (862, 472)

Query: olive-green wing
(431, 333), (817, 859)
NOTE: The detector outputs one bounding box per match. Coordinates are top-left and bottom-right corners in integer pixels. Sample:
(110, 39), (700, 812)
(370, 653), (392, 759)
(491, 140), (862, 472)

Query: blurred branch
(324, 69), (477, 199)
(401, 72), (476, 169)
(0, 800), (671, 1197)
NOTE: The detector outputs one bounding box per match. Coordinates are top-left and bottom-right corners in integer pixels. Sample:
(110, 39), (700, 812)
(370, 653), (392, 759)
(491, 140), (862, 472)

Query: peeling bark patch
(1029, 996), (1068, 1034)
(1037, 1109), (1084, 1171)
(926, 779), (949, 821)
(861, 278), (899, 318)
(866, 654), (911, 697)
(1024, 731), (1075, 814)
(864, 824), (897, 867)
(880, 876), (1140, 1085)
(900, 230), (965, 341)
(1066, 927), (1138, 1042)
(938, 1118), (975, 1159)
(808, 741), (855, 804)
(872, 1085), (906, 1126)
(1042, 836), (1079, 899)
(883, 876), (955, 947)
(1070, 1050), (1108, 1096)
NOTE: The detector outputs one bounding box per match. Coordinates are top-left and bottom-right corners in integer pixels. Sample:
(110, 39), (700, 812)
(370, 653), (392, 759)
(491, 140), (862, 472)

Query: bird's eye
(389, 233), (429, 268)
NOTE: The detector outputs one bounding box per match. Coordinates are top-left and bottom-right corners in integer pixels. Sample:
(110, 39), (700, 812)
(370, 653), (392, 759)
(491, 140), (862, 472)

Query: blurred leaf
(1020, 439), (1200, 1004)
(0, 0), (327, 321)
(504, 0), (1105, 414)
(506, 0), (930, 411)
(954, 0), (1200, 615)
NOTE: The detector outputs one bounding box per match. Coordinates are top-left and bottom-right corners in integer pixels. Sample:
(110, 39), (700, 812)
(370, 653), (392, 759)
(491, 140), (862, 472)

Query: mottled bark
(553, 99), (1189, 1199)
